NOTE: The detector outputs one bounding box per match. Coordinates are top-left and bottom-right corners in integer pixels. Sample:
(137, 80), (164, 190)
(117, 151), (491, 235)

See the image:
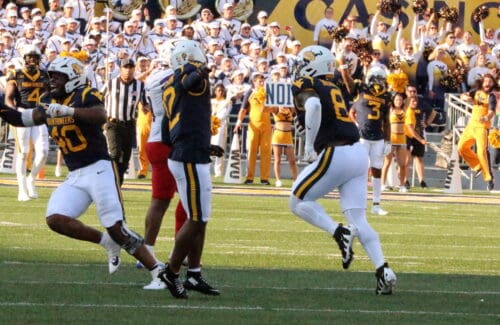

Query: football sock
(29, 151), (48, 179)
(344, 208), (385, 268)
(372, 177), (382, 204)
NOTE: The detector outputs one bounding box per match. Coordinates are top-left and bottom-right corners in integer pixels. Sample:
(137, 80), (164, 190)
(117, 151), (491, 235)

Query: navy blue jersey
(351, 83), (391, 141)
(7, 68), (50, 108)
(292, 76), (360, 153)
(42, 87), (110, 171)
(163, 63), (211, 163)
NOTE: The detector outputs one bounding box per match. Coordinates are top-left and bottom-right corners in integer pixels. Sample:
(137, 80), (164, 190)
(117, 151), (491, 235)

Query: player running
(0, 56), (167, 291)
(289, 45), (396, 295)
(348, 66), (392, 215)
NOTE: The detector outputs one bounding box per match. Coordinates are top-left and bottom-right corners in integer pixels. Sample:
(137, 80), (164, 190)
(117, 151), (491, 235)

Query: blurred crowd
(0, 1), (498, 185)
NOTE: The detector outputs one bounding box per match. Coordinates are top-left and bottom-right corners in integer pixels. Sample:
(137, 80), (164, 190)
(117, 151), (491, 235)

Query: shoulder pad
(291, 76), (315, 96)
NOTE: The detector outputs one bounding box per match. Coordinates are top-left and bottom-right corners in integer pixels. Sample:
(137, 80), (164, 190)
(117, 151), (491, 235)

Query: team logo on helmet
(72, 63), (83, 75)
(302, 48), (324, 63)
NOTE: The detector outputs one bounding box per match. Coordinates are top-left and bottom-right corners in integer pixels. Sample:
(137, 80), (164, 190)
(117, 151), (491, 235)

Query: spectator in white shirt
(313, 6), (338, 49)
(251, 10), (268, 45)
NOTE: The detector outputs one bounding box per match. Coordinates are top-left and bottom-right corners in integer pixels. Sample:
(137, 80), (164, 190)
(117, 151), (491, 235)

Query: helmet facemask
(368, 76), (387, 96)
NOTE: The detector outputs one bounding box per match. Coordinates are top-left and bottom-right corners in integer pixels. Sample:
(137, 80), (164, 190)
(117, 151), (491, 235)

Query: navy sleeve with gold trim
(43, 87), (110, 171)
(163, 64), (211, 163)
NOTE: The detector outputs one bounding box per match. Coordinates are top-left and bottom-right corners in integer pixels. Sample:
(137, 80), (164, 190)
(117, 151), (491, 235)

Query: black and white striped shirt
(104, 77), (146, 122)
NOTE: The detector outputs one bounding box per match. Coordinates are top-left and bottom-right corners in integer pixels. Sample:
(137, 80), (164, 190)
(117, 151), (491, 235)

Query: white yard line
(0, 301), (497, 318)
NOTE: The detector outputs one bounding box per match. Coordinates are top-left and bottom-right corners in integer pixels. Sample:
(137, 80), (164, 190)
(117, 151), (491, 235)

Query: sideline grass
(0, 184), (499, 324)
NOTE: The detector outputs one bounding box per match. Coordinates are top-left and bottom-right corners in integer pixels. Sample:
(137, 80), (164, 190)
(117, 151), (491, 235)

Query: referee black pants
(105, 120), (136, 186)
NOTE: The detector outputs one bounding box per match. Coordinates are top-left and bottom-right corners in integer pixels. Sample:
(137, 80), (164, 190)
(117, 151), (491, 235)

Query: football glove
(47, 103), (75, 117)
(209, 145), (224, 157)
(303, 144), (318, 163)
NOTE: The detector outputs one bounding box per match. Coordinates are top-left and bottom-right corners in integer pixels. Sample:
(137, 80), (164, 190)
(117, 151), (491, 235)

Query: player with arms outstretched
(5, 45), (50, 201)
(289, 45), (396, 295)
(1, 56), (167, 289)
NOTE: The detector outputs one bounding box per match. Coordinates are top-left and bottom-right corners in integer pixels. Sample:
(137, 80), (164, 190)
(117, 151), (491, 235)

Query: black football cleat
(158, 265), (188, 299)
(333, 223), (358, 269)
(375, 263), (397, 295)
(184, 272), (220, 296)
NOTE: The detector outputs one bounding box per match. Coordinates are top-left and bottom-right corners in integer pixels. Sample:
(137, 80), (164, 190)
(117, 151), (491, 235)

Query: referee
(103, 58), (148, 185)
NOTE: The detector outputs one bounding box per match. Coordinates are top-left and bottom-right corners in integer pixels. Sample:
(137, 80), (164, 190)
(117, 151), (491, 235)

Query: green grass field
(0, 176), (499, 324)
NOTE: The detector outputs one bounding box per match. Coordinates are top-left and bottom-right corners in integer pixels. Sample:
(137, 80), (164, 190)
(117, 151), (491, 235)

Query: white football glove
(303, 144), (318, 163)
(383, 141), (392, 156)
(47, 103), (75, 117)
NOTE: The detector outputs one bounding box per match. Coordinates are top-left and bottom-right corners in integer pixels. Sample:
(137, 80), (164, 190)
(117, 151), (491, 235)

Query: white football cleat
(108, 255), (121, 274)
(18, 190), (30, 202)
(143, 278), (167, 290)
(371, 205), (388, 216)
(144, 263), (167, 290)
(101, 233), (121, 274)
(55, 166), (62, 177)
(275, 180), (282, 187)
(375, 263), (397, 295)
(26, 175), (38, 199)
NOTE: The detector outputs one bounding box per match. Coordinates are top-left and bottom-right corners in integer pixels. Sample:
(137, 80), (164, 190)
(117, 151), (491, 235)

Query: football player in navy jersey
(348, 67), (392, 215)
(5, 45), (50, 201)
(289, 45), (396, 295)
(0, 56), (167, 289)
(158, 40), (221, 299)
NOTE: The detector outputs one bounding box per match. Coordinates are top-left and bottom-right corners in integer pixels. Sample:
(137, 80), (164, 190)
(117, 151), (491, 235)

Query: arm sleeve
(0, 104), (45, 127)
(479, 21), (486, 42)
(370, 12), (379, 36)
(395, 27), (403, 54)
(387, 15), (399, 36)
(313, 19), (321, 42)
(304, 96), (321, 150)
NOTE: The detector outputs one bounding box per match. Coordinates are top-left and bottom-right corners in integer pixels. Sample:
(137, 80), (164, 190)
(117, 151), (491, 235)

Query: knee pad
(108, 222), (144, 254)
